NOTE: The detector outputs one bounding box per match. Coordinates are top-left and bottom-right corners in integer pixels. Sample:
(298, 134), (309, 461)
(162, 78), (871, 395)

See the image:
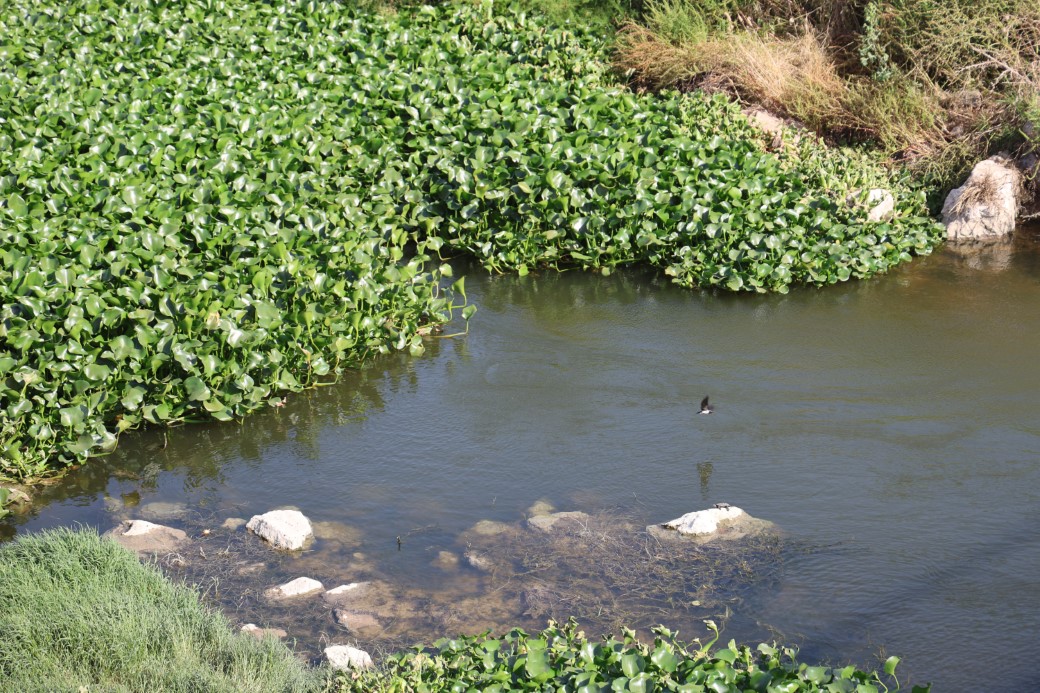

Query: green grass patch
(0, 527), (318, 692)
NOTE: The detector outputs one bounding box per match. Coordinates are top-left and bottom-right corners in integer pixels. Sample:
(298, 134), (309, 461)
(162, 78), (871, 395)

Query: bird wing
(700, 396), (710, 410)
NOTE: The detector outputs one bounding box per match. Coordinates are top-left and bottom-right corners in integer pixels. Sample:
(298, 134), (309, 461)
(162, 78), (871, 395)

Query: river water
(5, 228), (1040, 690)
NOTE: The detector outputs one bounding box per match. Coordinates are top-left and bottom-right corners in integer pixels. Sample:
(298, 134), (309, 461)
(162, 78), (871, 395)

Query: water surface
(6, 227), (1040, 690)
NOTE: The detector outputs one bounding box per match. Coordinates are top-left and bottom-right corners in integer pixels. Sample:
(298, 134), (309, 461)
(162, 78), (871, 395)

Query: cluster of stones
(105, 500), (775, 673)
(106, 507), (375, 672)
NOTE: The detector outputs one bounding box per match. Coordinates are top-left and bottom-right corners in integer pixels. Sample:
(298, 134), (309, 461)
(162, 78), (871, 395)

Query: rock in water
(246, 509), (313, 550)
(264, 576), (324, 600)
(943, 158), (1022, 242)
(325, 645), (374, 671)
(662, 506), (746, 535)
(106, 519), (188, 554)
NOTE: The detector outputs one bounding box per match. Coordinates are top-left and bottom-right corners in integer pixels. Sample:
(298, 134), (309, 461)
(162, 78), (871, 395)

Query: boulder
(265, 576), (324, 600)
(942, 158), (1023, 242)
(325, 645), (374, 671)
(246, 509), (313, 550)
(240, 623), (288, 640)
(105, 520), (188, 554)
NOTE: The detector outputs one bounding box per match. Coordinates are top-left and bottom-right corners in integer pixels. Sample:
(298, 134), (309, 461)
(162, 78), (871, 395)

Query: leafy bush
(329, 619), (930, 692)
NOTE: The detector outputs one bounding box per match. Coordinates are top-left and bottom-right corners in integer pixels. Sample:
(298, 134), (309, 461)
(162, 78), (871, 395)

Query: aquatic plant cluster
(0, 0), (942, 477)
(332, 620), (928, 692)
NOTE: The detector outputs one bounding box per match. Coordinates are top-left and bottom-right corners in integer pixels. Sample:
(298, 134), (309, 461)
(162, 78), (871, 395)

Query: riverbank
(0, 527), (926, 691)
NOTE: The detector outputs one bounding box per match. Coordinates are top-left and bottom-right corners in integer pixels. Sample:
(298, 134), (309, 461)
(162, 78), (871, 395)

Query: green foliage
(328, 619), (931, 692)
(643, 0), (744, 43)
(0, 527), (318, 691)
(0, 0), (941, 477)
(860, 1), (895, 82)
(0, 487), (10, 520)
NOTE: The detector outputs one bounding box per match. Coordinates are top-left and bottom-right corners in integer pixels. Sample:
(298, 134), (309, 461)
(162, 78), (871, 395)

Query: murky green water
(5, 227), (1040, 690)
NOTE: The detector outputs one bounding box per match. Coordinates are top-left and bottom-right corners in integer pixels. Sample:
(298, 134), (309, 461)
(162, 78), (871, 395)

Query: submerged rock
(138, 501), (188, 521)
(325, 645), (374, 671)
(265, 576), (324, 600)
(526, 499), (555, 517)
(311, 520), (363, 546)
(469, 519), (512, 536)
(333, 609), (382, 636)
(432, 550), (459, 571)
(465, 550), (495, 572)
(106, 519), (188, 554)
(943, 158), (1022, 242)
(222, 517), (247, 531)
(240, 623), (288, 639)
(323, 582), (371, 605)
(247, 509), (313, 550)
(527, 511), (591, 534)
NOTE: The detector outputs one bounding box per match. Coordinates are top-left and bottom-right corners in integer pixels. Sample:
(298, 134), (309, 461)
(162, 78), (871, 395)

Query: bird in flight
(699, 396), (714, 415)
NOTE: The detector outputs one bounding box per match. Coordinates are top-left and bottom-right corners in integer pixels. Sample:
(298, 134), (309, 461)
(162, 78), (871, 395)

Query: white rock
(325, 645), (374, 671)
(106, 519), (188, 554)
(240, 623), (288, 639)
(123, 519), (164, 536)
(845, 188), (895, 222)
(942, 158), (1022, 241)
(661, 506), (745, 535)
(265, 576), (324, 599)
(246, 509), (313, 550)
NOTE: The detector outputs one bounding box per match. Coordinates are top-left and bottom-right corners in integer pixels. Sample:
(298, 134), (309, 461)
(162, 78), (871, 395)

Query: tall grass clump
(0, 527), (318, 692)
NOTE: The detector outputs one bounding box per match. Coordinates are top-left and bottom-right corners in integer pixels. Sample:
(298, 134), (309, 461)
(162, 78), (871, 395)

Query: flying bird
(699, 396), (714, 415)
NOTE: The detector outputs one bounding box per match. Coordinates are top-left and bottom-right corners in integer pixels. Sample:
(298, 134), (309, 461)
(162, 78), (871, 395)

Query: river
(4, 227), (1040, 690)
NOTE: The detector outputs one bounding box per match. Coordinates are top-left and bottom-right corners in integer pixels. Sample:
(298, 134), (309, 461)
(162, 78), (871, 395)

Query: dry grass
(616, 21), (846, 131)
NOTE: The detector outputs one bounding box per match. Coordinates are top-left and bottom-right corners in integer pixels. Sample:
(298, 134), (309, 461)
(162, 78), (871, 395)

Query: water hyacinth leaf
(184, 376), (211, 401)
(83, 364), (112, 381)
(6, 193), (27, 218)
